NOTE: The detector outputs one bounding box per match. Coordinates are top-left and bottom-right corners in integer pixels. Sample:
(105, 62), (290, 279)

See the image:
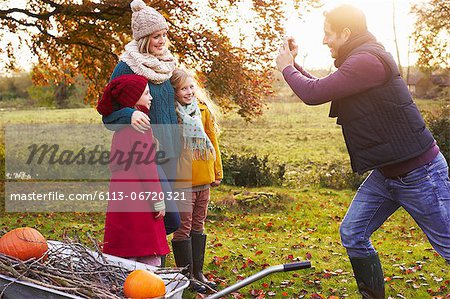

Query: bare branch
(0, 6), (61, 20)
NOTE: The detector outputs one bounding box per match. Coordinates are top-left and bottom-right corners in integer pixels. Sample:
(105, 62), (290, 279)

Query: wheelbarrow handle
(206, 261), (311, 299)
(283, 261), (311, 272)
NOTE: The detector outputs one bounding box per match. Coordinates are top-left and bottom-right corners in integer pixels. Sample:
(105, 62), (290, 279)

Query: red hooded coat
(103, 126), (170, 257)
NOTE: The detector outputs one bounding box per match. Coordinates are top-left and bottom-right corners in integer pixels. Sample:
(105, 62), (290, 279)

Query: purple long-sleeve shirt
(282, 53), (387, 105)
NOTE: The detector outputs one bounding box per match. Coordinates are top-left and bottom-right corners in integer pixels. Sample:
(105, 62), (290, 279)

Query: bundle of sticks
(0, 236), (184, 298)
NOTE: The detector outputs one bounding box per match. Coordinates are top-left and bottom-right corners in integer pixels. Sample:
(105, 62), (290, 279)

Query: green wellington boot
(171, 238), (207, 294)
(349, 253), (385, 299)
(191, 232), (217, 290)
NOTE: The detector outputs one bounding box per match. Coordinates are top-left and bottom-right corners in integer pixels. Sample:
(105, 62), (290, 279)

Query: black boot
(349, 253), (385, 299)
(160, 255), (166, 268)
(171, 238), (207, 294)
(191, 232), (217, 290)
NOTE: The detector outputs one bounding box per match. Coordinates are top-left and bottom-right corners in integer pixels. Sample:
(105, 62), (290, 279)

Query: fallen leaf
(249, 289), (263, 297)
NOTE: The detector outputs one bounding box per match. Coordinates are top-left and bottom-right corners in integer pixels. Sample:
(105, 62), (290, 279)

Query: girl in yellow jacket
(170, 68), (222, 292)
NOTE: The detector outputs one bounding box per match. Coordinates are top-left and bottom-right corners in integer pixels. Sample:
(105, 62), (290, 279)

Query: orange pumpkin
(0, 227), (48, 261)
(123, 269), (165, 299)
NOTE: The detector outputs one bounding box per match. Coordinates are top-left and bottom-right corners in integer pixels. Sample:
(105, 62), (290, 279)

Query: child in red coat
(97, 74), (169, 266)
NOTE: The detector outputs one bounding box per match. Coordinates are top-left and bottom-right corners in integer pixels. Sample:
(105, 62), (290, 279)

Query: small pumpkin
(123, 269), (165, 299)
(0, 227), (48, 261)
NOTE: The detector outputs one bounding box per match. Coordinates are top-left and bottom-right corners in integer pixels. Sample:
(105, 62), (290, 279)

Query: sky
(285, 0), (425, 69)
(1, 0), (427, 74)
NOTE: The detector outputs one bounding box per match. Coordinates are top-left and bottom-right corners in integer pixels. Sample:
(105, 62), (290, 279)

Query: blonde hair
(170, 67), (221, 133)
(137, 35), (152, 54)
(137, 33), (171, 54)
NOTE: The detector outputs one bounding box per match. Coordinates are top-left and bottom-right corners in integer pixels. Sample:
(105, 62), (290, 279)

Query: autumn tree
(0, 0), (319, 117)
(412, 0), (449, 70)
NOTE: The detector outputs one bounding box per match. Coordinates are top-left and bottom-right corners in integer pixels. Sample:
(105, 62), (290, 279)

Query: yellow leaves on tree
(412, 0), (450, 70)
(0, 0), (320, 117)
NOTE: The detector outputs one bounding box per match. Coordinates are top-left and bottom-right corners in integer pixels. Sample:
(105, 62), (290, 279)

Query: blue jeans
(340, 152), (450, 264)
(157, 162), (180, 235)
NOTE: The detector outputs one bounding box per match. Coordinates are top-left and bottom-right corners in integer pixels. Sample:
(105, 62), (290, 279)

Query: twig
(0, 236), (184, 298)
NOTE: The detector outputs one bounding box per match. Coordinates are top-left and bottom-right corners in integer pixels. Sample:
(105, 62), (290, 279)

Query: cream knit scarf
(120, 40), (176, 84)
(176, 99), (216, 160)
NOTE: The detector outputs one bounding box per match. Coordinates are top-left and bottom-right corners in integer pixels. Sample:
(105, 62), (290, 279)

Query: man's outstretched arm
(281, 53), (387, 105)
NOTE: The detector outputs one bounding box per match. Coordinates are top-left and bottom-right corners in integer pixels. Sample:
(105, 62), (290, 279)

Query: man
(276, 4), (450, 299)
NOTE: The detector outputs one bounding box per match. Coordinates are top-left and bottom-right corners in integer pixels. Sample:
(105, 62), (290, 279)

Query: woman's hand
(211, 180), (221, 187)
(131, 110), (151, 133)
(155, 210), (166, 219)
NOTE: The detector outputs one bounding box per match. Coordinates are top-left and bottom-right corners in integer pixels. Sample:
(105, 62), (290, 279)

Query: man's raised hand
(286, 36), (299, 59)
(276, 39), (294, 72)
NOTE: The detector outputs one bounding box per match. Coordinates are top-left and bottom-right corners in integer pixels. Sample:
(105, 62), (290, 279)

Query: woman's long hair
(137, 34), (172, 55)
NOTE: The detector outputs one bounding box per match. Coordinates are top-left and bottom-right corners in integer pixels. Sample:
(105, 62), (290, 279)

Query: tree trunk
(54, 82), (69, 108)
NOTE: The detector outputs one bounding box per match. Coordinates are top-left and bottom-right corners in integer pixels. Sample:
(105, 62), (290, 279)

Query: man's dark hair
(324, 4), (367, 36)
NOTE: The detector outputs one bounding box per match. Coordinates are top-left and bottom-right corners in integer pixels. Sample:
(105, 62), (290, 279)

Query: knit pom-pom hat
(97, 74), (148, 116)
(130, 0), (169, 41)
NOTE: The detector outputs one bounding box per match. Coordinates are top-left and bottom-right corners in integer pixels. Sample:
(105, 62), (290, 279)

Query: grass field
(1, 97), (449, 298)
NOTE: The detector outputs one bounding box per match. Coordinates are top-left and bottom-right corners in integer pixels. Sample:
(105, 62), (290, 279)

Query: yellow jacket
(176, 102), (223, 188)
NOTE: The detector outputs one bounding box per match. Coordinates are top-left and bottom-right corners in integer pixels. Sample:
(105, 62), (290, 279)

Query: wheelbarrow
(0, 240), (189, 299)
(206, 261), (312, 299)
(0, 240), (310, 299)
(0, 261), (311, 299)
